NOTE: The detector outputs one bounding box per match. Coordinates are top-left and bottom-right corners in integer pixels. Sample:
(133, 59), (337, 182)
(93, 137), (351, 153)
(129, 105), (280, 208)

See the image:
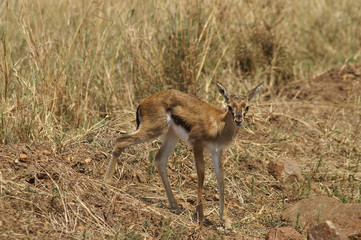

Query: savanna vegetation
(1, 0), (360, 239)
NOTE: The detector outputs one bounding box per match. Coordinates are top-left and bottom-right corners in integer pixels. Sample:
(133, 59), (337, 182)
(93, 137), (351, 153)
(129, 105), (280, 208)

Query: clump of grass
(234, 1), (295, 91)
(127, 1), (222, 99)
(1, 0), (361, 144)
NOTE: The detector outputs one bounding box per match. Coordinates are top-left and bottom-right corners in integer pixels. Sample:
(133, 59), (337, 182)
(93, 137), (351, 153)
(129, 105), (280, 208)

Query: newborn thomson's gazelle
(104, 82), (263, 230)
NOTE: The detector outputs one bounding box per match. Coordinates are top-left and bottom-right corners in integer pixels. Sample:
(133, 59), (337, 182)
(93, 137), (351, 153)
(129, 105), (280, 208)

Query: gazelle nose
(234, 119), (243, 126)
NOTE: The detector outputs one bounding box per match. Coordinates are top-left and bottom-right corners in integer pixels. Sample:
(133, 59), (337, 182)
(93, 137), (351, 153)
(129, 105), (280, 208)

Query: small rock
(246, 175), (254, 182)
(19, 153), (28, 161)
(213, 194), (219, 201)
(98, 169), (105, 175)
(42, 150), (52, 156)
(265, 227), (303, 240)
(268, 157), (304, 181)
(282, 196), (361, 239)
(188, 174), (198, 182)
(68, 156), (75, 162)
(84, 158), (91, 164)
(308, 220), (342, 240)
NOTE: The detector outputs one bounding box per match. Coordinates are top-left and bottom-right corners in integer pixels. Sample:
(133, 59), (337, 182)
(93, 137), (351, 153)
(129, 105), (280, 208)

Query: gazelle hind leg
(103, 128), (160, 185)
(103, 154), (118, 185)
(155, 131), (179, 210)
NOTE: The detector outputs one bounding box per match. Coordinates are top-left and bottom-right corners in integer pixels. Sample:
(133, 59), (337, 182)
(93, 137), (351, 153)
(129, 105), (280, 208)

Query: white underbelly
(166, 114), (190, 144)
(170, 121), (189, 144)
(165, 114), (228, 152)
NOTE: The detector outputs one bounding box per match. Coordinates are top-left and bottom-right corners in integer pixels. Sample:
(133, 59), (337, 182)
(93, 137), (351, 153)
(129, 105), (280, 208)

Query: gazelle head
(216, 82), (263, 127)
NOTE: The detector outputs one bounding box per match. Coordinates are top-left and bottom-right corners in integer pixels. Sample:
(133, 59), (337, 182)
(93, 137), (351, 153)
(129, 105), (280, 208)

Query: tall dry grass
(1, 0), (361, 144)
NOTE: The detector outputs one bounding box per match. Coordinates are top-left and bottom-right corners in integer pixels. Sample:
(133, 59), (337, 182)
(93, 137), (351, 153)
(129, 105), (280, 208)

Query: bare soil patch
(1, 65), (360, 239)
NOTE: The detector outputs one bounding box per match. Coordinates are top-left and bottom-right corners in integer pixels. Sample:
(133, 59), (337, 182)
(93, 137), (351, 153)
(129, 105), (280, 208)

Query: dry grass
(1, 0), (361, 143)
(0, 0), (361, 239)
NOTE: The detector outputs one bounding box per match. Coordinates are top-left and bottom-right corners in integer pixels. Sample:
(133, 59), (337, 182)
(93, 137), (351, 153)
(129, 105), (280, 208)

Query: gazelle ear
(248, 83), (263, 101)
(216, 82), (229, 102)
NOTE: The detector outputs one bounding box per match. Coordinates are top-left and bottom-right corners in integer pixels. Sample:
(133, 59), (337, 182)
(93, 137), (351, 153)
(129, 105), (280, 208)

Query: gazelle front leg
(212, 149), (232, 230)
(193, 145), (205, 223)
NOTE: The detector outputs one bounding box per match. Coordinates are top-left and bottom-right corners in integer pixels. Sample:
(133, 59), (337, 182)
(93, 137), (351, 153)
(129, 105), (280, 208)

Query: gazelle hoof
(224, 220), (233, 231)
(103, 178), (113, 185)
(225, 226), (233, 232)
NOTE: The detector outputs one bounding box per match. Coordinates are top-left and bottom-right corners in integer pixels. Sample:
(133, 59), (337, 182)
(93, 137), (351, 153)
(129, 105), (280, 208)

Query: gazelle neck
(218, 110), (239, 144)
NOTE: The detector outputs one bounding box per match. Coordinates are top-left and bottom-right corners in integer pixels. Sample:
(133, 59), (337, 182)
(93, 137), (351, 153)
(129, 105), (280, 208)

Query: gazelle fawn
(103, 82), (263, 230)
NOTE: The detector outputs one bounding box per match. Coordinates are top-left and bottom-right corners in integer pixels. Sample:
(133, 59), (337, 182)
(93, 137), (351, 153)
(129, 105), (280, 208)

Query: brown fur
(103, 82), (263, 230)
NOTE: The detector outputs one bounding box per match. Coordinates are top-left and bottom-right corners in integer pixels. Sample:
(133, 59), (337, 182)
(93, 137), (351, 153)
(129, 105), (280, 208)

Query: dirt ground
(1, 64), (360, 239)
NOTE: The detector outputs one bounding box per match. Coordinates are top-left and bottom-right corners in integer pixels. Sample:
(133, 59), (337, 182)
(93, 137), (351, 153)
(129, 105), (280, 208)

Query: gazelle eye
(228, 106), (233, 113)
(244, 106), (250, 116)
